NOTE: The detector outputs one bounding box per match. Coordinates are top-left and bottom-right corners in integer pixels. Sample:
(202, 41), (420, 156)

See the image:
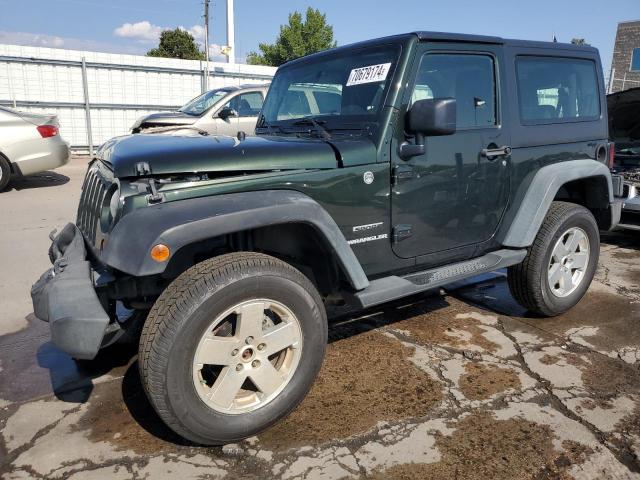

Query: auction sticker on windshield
(346, 63), (391, 86)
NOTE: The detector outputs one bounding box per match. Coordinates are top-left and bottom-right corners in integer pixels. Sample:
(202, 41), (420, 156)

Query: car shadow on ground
(38, 342), (136, 403)
(5, 171), (70, 191)
(120, 361), (200, 447)
(601, 229), (640, 250)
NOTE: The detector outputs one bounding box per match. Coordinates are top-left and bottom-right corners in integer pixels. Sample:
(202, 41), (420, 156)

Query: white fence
(0, 44), (276, 150)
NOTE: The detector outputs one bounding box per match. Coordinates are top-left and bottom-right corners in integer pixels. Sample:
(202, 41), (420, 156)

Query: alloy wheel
(192, 299), (303, 414)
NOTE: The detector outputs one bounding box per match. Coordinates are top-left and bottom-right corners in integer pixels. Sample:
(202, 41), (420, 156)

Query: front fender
(503, 159), (614, 248)
(101, 190), (370, 291)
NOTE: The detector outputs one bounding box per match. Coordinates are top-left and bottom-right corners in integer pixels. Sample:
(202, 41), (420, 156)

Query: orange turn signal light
(150, 244), (170, 262)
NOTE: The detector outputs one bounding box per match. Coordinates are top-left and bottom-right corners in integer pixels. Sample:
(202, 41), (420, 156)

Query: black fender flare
(502, 159), (615, 247)
(101, 190), (370, 291)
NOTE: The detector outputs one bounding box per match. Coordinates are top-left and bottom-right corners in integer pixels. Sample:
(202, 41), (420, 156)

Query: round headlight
(100, 186), (121, 232)
(109, 187), (120, 220)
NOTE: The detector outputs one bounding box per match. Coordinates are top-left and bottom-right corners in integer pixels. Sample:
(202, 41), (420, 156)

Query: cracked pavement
(1, 157), (640, 479)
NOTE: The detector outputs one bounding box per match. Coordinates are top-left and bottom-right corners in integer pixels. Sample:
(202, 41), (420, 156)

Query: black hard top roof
(414, 31), (597, 51)
(283, 31), (598, 67)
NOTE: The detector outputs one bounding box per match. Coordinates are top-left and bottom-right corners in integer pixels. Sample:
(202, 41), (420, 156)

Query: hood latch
(147, 178), (163, 204)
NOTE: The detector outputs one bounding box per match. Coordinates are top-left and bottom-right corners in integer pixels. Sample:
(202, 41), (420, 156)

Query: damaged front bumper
(31, 223), (110, 360)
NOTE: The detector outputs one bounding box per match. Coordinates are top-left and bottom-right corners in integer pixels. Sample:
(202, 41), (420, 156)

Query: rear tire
(0, 155), (11, 191)
(508, 201), (599, 316)
(139, 252), (327, 445)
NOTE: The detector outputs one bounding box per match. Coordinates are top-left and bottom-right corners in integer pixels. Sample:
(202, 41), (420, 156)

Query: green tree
(147, 28), (205, 60)
(247, 8), (336, 66)
(570, 38), (589, 46)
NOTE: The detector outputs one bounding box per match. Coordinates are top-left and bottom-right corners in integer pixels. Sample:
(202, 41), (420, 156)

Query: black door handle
(481, 145), (512, 159)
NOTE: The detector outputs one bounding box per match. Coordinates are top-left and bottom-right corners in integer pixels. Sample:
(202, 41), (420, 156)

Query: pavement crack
(384, 327), (462, 410)
(496, 316), (640, 474)
(2, 403), (84, 467)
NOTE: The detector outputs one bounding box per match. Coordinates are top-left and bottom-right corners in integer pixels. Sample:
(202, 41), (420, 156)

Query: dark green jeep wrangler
(32, 32), (622, 445)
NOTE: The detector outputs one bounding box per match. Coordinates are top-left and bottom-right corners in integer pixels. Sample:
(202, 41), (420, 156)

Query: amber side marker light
(150, 244), (170, 262)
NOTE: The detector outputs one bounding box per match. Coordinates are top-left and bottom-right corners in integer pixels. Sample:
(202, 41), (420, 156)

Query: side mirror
(400, 98), (457, 159)
(218, 107), (237, 120)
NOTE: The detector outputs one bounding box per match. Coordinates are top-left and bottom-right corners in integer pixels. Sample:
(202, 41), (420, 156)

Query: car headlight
(101, 185), (121, 232)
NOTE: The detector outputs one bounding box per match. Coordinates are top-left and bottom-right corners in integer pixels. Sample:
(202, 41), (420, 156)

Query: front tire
(139, 252), (327, 445)
(508, 201), (599, 316)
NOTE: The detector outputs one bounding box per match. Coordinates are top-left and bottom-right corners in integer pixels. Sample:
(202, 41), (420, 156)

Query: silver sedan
(0, 106), (70, 191)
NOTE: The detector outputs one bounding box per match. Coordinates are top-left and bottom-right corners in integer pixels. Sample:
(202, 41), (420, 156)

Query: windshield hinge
(392, 164), (414, 185)
(135, 162), (151, 176)
(393, 224), (413, 243)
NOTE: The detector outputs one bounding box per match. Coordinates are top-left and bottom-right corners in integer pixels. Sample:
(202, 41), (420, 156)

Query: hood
(98, 133), (377, 178)
(131, 111), (197, 130)
(608, 87), (640, 146)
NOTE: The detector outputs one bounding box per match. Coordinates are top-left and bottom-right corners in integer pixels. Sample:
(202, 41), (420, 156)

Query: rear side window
(516, 56), (600, 124)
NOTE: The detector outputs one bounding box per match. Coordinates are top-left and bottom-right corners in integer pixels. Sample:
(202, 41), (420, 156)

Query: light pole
(204, 0), (210, 90)
(226, 0), (235, 64)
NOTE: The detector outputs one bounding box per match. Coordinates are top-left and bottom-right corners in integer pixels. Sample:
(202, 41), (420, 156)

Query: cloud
(113, 21), (163, 42)
(113, 21), (210, 46)
(0, 25), (230, 61)
(184, 25), (205, 42)
(0, 30), (145, 55)
(0, 31), (65, 48)
(121, 22), (227, 60)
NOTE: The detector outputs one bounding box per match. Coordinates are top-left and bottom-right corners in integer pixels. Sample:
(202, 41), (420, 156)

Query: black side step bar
(353, 249), (527, 309)
(617, 223), (640, 232)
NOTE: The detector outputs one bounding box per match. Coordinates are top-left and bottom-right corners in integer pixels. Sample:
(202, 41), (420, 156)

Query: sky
(0, 0), (636, 71)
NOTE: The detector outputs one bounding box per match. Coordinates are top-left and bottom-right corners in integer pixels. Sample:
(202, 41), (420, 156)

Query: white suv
(131, 84), (269, 137)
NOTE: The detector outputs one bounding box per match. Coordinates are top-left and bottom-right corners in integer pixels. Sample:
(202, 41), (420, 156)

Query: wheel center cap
(240, 346), (255, 362)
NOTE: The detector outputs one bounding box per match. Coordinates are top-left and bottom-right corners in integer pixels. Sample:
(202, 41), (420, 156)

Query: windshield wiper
(256, 123), (285, 135)
(291, 118), (332, 140)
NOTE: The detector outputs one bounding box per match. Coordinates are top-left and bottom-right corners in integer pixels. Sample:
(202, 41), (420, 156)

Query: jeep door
(391, 43), (511, 260)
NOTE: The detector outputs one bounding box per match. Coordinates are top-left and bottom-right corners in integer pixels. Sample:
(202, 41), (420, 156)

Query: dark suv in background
(33, 31), (621, 445)
(608, 87), (640, 230)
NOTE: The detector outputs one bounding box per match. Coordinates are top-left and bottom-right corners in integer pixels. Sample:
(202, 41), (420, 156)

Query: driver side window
(411, 53), (497, 129)
(223, 92), (264, 118)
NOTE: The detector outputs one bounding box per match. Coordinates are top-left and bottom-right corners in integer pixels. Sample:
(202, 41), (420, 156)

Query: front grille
(76, 165), (111, 245)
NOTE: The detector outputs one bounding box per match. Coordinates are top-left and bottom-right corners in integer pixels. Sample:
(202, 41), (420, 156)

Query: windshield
(179, 89), (230, 116)
(258, 45), (400, 134)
